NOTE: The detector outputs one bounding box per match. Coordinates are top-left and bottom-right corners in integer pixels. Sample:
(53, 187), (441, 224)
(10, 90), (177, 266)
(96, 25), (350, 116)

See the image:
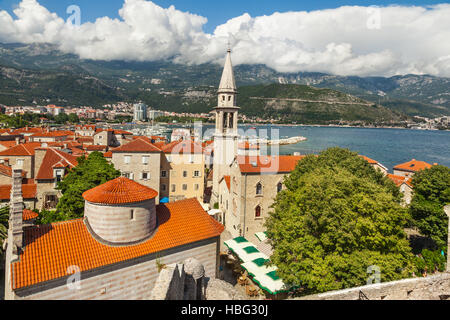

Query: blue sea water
(245, 125), (450, 172)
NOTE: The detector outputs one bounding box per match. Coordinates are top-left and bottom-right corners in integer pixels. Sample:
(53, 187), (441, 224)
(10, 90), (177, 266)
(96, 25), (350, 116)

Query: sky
(0, 0), (449, 77)
(1, 0), (447, 32)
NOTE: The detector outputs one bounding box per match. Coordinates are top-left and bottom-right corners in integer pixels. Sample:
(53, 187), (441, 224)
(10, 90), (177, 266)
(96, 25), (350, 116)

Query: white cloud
(0, 0), (449, 77)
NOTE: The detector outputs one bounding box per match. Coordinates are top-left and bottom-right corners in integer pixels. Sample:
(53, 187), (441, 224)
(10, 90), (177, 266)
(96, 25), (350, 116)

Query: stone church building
(4, 169), (224, 300)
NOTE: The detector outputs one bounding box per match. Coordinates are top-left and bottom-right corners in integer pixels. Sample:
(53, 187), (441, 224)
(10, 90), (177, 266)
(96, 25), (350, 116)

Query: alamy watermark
(66, 5), (81, 27)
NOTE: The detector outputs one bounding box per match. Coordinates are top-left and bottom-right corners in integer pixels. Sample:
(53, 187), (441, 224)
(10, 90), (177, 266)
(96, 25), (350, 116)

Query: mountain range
(0, 43), (449, 120)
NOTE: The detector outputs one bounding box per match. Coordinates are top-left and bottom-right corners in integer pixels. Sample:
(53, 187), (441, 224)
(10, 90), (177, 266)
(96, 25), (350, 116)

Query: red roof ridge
(82, 177), (158, 204)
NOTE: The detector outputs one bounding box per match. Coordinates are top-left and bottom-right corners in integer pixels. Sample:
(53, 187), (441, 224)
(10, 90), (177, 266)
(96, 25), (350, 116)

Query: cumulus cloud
(0, 0), (449, 77)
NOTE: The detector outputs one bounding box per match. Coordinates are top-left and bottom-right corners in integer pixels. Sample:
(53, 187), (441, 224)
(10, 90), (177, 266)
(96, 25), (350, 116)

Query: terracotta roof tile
(360, 155), (378, 165)
(0, 163), (27, 178)
(12, 198), (224, 289)
(394, 159), (434, 173)
(387, 174), (413, 188)
(0, 142), (41, 156)
(237, 155), (305, 174)
(0, 184), (37, 200)
(86, 145), (108, 151)
(82, 177), (158, 204)
(112, 138), (161, 153)
(36, 148), (78, 180)
(223, 175), (231, 191)
(161, 140), (204, 154)
(23, 209), (38, 221)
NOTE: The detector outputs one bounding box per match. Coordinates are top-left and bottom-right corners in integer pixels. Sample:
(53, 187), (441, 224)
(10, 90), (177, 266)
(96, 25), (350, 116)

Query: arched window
(256, 182), (262, 195)
(277, 182), (283, 193)
(255, 205), (261, 218)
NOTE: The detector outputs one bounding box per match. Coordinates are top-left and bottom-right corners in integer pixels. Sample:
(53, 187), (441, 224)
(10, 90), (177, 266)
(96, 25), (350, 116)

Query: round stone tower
(82, 177), (159, 245)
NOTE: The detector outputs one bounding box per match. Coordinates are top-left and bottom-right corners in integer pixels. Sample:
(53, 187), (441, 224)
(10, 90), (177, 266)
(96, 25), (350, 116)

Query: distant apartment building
(148, 110), (165, 120)
(134, 103), (148, 122)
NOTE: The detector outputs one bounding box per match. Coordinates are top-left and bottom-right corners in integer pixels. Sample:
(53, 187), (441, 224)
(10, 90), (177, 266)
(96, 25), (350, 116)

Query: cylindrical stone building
(82, 177), (159, 245)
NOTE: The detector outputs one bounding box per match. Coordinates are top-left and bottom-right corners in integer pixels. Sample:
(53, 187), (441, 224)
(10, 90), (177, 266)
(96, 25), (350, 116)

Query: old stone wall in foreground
(298, 273), (450, 300)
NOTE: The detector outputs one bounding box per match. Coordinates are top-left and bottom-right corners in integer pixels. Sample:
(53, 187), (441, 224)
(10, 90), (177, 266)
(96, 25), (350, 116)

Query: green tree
(0, 206), (8, 256)
(265, 148), (414, 294)
(410, 165), (450, 250)
(68, 113), (80, 124)
(54, 152), (120, 221)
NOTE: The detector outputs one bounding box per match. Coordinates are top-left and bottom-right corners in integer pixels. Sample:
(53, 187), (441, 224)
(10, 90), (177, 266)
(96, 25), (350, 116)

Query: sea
(121, 123), (450, 172)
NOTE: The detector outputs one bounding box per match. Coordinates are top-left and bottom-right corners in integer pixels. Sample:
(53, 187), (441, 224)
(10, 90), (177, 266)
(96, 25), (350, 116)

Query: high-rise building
(133, 103), (148, 122)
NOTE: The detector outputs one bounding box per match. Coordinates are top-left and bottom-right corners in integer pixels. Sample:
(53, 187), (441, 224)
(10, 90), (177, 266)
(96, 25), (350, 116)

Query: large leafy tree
(51, 152), (120, 222)
(265, 148), (415, 294)
(410, 165), (450, 250)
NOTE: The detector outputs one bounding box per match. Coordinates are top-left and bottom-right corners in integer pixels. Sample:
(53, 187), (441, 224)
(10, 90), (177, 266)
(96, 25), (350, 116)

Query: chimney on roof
(15, 136), (20, 145)
(9, 166), (24, 254)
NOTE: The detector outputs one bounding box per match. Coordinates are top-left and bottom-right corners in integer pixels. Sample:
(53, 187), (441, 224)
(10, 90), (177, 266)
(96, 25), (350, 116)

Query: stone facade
(219, 159), (287, 243)
(84, 199), (157, 244)
(298, 273), (450, 300)
(160, 153), (205, 203)
(9, 238), (219, 300)
(111, 152), (161, 203)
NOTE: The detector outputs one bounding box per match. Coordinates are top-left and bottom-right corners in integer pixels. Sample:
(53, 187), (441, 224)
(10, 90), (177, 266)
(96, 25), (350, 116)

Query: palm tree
(0, 206), (9, 251)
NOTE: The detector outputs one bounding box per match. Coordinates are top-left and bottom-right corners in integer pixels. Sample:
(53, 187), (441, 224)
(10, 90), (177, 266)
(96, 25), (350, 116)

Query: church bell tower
(211, 48), (239, 204)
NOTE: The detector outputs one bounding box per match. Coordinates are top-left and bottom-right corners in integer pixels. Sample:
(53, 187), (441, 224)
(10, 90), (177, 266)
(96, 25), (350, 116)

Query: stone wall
(10, 237), (219, 300)
(298, 273), (450, 300)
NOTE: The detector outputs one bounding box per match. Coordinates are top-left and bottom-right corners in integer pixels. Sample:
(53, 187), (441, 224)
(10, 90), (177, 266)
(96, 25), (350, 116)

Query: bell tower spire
(211, 48), (240, 205)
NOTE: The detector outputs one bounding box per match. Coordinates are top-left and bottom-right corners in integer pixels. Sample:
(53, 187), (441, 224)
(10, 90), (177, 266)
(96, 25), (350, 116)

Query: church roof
(11, 198), (224, 290)
(82, 177), (158, 204)
(218, 49), (237, 93)
(237, 155), (305, 174)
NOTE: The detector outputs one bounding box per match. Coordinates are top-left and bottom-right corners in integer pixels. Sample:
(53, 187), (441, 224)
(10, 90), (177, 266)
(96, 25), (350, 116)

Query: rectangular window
(182, 184), (187, 191)
(171, 184), (176, 192)
(124, 155), (131, 164)
(16, 159), (24, 167)
(142, 156), (149, 165)
(130, 210), (135, 220)
(183, 171), (188, 178)
(141, 172), (149, 180)
(161, 184), (167, 191)
(194, 184), (199, 191)
(194, 171), (201, 177)
(161, 170), (167, 178)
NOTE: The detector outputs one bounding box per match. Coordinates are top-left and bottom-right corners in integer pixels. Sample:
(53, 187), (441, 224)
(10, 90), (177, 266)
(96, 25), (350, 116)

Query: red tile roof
(0, 184), (37, 200)
(86, 145), (108, 151)
(161, 140), (204, 154)
(103, 151), (113, 158)
(360, 155), (378, 165)
(0, 163), (27, 178)
(237, 155), (305, 174)
(35, 148), (78, 180)
(23, 209), (38, 221)
(394, 159), (434, 173)
(31, 131), (73, 138)
(11, 198), (224, 289)
(223, 175), (231, 191)
(82, 177), (158, 204)
(238, 141), (260, 150)
(112, 138), (161, 153)
(0, 142), (41, 156)
(0, 141), (18, 149)
(387, 174), (413, 188)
